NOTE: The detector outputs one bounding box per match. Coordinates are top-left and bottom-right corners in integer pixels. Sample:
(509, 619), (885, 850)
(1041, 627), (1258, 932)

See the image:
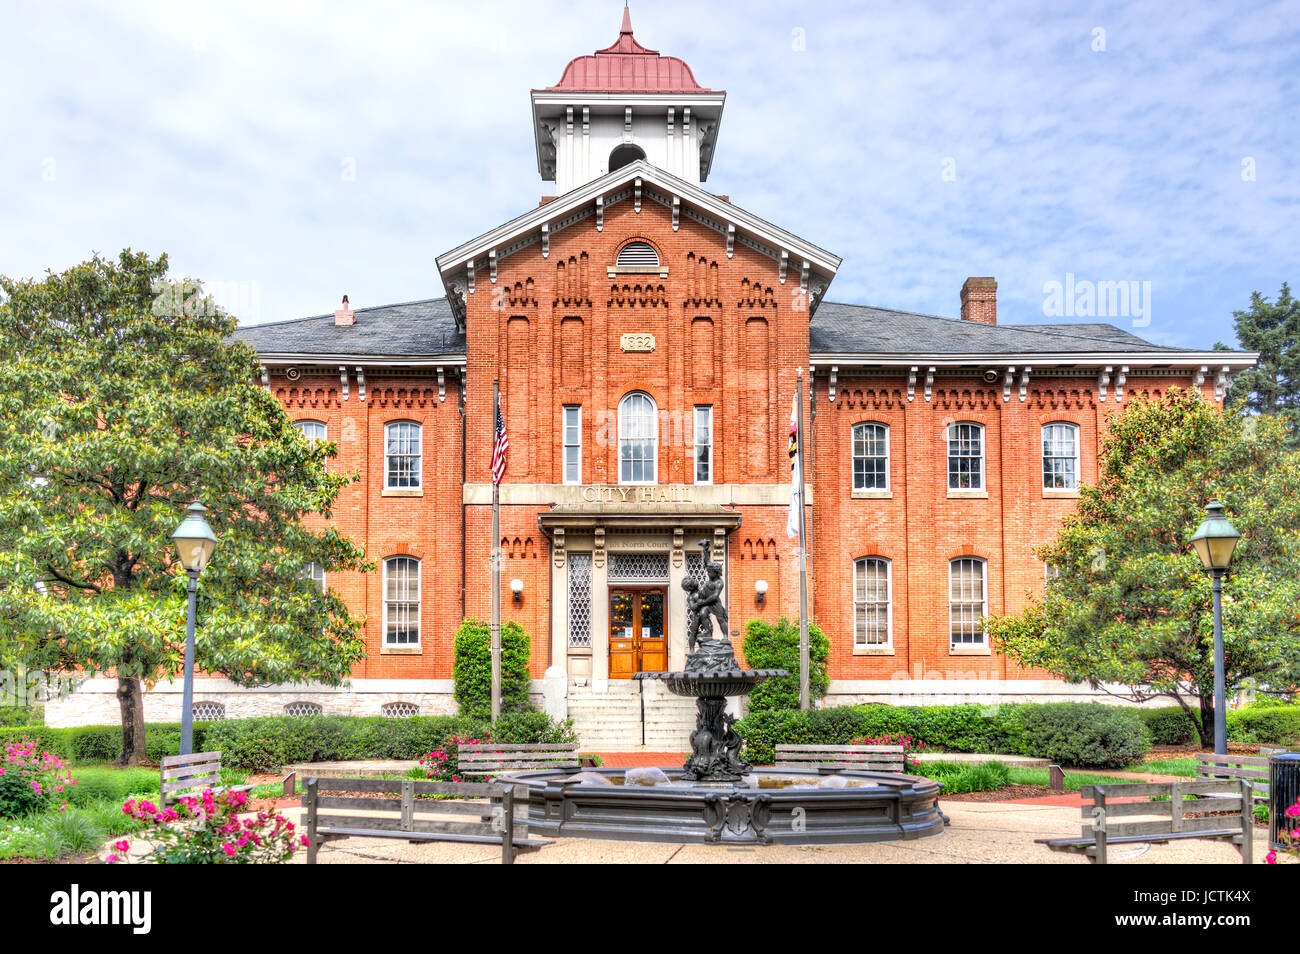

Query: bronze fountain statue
(637, 542), (787, 782)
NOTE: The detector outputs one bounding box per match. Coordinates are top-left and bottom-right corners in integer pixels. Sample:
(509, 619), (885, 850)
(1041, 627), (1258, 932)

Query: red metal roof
(545, 7), (715, 94)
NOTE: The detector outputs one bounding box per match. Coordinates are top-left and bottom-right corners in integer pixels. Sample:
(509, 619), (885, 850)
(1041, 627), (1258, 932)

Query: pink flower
(221, 843), (237, 857)
(114, 840), (131, 852)
(1266, 850), (1277, 865)
(105, 855), (120, 864)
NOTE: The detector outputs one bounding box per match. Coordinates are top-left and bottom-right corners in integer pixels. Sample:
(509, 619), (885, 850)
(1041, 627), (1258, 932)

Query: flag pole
(796, 368), (810, 711)
(490, 378), (502, 722)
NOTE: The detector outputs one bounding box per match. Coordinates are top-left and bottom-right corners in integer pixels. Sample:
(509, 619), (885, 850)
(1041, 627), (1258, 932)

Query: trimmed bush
(1137, 707), (1200, 746)
(1006, 703), (1149, 768)
(1227, 705), (1300, 745)
(741, 617), (830, 712)
(453, 618), (534, 719)
(737, 701), (1150, 767)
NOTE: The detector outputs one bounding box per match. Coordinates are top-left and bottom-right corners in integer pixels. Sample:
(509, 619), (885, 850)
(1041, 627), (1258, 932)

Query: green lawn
(1136, 757), (1197, 776)
(0, 764), (162, 861)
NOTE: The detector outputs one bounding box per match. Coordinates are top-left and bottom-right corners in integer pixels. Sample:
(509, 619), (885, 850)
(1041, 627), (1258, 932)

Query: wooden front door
(608, 587), (668, 678)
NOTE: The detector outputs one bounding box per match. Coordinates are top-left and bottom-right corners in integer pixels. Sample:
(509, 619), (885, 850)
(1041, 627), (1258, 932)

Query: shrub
(741, 617), (830, 712)
(1007, 703), (1149, 767)
(65, 767), (159, 806)
(453, 619), (534, 719)
(1137, 707), (1200, 746)
(916, 760), (1012, 794)
(0, 737), (75, 817)
(1227, 705), (1300, 745)
(113, 789), (303, 864)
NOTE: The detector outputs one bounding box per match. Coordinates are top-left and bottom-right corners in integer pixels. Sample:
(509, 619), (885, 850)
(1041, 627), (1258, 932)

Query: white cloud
(1, 0), (1295, 347)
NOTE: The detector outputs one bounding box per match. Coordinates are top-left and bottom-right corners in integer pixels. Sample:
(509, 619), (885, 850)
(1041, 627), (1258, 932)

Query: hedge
(453, 618), (534, 719)
(737, 702), (1151, 767)
(741, 618), (830, 712)
(1136, 707), (1200, 746)
(1227, 705), (1300, 745)
(1, 712), (576, 773)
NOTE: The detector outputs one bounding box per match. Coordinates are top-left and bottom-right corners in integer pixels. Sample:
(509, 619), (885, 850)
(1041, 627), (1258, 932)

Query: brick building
(47, 11), (1256, 742)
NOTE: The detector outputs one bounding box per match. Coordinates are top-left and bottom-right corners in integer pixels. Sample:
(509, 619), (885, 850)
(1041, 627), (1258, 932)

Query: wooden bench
(160, 751), (254, 808)
(1036, 779), (1254, 864)
(301, 776), (551, 865)
(1196, 753), (1271, 802)
(457, 742), (582, 779)
(774, 744), (906, 773)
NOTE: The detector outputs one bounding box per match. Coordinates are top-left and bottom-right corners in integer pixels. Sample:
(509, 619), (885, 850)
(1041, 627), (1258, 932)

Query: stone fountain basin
(505, 766), (946, 846)
(632, 668), (788, 697)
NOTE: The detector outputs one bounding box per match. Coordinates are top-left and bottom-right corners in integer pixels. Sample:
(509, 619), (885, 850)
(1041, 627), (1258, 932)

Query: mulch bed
(1144, 743), (1259, 760)
(941, 784), (1057, 802)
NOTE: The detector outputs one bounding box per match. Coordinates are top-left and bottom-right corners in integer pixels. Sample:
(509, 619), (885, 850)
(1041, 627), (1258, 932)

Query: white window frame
(694, 405), (714, 485)
(294, 419), (327, 446)
(562, 405), (582, 485)
(382, 556), (421, 648)
(385, 421), (422, 489)
(1042, 422), (1080, 490)
(852, 422), (890, 491)
(304, 561), (326, 594)
(853, 557), (892, 648)
(949, 558), (988, 648)
(618, 392), (658, 485)
(947, 422), (985, 491)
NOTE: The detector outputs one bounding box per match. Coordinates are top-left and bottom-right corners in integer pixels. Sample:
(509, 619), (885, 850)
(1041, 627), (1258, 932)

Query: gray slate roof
(232, 298), (464, 358)
(811, 302), (1193, 355)
(233, 296), (1207, 359)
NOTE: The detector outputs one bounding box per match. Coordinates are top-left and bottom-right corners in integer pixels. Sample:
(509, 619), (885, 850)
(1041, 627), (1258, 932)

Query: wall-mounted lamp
(755, 579), (768, 604)
(510, 578), (523, 604)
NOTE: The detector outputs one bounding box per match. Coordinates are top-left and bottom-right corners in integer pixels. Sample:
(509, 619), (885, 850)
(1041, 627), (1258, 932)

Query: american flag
(491, 403), (509, 485)
(786, 391), (800, 538)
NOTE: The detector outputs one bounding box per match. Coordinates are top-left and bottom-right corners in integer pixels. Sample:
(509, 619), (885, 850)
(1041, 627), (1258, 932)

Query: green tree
(741, 617), (829, 712)
(0, 251), (369, 764)
(1217, 282), (1300, 444)
(989, 389), (1300, 746)
(452, 619), (533, 719)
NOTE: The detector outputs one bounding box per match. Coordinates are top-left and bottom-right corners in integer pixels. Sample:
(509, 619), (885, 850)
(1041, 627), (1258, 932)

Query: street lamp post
(171, 502), (219, 757)
(1189, 500), (1241, 756)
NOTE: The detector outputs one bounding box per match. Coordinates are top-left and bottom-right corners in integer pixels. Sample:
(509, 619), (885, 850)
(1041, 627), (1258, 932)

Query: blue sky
(3, 0), (1297, 349)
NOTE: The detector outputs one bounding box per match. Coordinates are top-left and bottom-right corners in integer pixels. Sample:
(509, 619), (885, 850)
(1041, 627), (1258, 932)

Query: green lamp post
(171, 502), (219, 756)
(1189, 501), (1241, 756)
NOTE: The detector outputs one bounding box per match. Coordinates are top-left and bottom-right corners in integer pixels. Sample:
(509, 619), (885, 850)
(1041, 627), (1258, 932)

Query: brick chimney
(334, 294), (355, 327)
(960, 277), (997, 325)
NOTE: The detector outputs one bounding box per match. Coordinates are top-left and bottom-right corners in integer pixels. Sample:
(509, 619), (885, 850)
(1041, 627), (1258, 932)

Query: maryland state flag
(787, 391), (801, 538)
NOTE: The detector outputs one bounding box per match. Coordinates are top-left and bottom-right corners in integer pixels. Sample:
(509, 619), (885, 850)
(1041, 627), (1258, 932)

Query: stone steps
(566, 680), (699, 750)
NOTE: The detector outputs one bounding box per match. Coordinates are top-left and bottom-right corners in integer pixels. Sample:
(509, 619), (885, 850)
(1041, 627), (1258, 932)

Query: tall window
(304, 561), (326, 593)
(294, 420), (326, 446)
(947, 423), (984, 490)
(1042, 422), (1079, 490)
(852, 423), (889, 490)
(385, 421), (421, 489)
(950, 558), (987, 647)
(618, 392), (657, 484)
(694, 405), (713, 484)
(853, 557), (892, 647)
(562, 406), (581, 484)
(383, 557), (420, 646)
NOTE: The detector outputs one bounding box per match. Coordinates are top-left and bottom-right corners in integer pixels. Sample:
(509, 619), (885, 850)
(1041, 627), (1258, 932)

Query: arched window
(381, 701), (420, 719)
(385, 421), (421, 489)
(192, 702), (226, 721)
(949, 558), (987, 647)
(947, 422), (984, 490)
(853, 557), (892, 647)
(284, 701), (323, 717)
(1042, 422), (1079, 490)
(383, 556), (421, 647)
(609, 143), (646, 173)
(615, 240), (659, 268)
(294, 420), (326, 446)
(618, 392), (658, 484)
(852, 423), (889, 491)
